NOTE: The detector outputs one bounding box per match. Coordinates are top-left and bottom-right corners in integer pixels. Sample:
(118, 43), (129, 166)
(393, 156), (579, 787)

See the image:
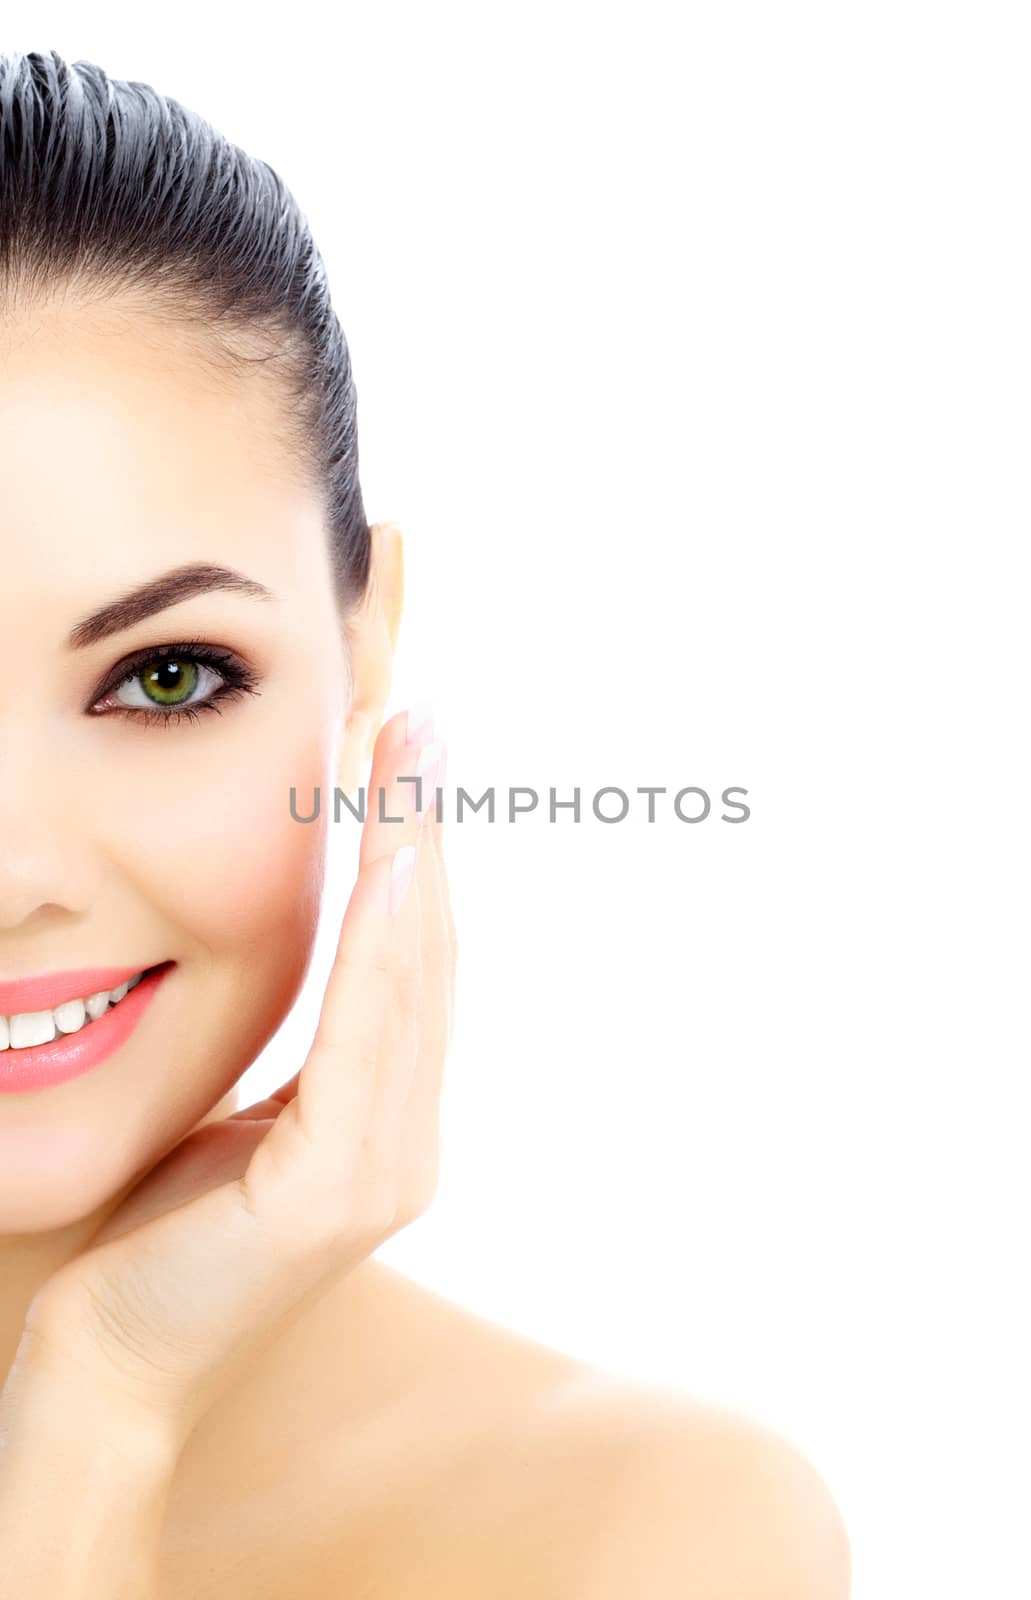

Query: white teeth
(9, 1010), (57, 1050)
(53, 997), (87, 1034)
(84, 989), (111, 1021)
(0, 968), (151, 1051)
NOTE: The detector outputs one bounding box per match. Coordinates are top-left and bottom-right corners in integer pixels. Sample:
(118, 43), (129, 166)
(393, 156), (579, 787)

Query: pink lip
(0, 966), (149, 1017)
(0, 962), (174, 1095)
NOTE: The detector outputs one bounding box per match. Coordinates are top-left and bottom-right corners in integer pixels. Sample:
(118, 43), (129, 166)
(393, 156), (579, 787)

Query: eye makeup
(87, 637), (263, 730)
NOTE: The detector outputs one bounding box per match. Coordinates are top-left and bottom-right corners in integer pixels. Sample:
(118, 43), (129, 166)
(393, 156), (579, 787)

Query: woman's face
(0, 293), (351, 1234)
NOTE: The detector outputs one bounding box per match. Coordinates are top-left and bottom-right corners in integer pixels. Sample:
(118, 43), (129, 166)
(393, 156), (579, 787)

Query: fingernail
(390, 844), (417, 913)
(406, 700), (435, 749)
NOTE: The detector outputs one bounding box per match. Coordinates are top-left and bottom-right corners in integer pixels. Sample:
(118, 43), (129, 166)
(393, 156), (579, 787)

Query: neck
(0, 1084), (241, 1392)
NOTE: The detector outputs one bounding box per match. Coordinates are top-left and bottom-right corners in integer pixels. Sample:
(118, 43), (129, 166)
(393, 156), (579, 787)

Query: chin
(0, 1085), (219, 1237)
(0, 957), (307, 1239)
(0, 1131), (135, 1235)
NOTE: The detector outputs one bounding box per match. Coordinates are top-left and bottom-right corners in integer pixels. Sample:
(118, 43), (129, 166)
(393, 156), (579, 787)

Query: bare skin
(0, 291), (850, 1598)
(153, 1254), (851, 1599)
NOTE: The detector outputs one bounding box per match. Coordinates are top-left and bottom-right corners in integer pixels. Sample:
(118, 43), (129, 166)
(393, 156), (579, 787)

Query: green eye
(139, 658), (200, 706)
(90, 640), (262, 728)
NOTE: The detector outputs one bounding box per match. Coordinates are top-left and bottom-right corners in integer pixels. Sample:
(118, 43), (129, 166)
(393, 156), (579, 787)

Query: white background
(9, 6), (1029, 1595)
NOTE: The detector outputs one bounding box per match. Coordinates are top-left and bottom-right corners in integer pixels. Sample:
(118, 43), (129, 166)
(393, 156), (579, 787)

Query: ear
(336, 521), (405, 794)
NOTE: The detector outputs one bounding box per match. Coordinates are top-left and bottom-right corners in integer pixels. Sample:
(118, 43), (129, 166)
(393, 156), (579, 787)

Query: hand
(2, 708), (455, 1448)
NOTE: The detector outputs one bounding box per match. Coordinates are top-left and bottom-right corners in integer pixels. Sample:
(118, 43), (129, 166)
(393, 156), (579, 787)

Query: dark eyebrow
(65, 563), (276, 650)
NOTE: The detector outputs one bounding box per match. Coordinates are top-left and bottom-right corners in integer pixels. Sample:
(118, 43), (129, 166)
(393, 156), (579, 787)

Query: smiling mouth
(0, 961), (174, 1051)
(0, 960), (176, 1094)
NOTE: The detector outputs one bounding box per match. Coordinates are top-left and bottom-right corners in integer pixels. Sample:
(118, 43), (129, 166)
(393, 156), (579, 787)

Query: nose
(0, 734), (101, 932)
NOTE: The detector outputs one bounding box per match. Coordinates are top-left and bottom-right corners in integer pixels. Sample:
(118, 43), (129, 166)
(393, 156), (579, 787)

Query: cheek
(157, 747), (328, 965)
(0, 719), (336, 1234)
(101, 723), (333, 1128)
(125, 729), (331, 1143)
(111, 719), (332, 969)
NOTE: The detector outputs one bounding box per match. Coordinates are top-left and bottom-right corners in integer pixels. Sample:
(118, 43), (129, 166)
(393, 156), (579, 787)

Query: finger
(360, 705), (442, 870)
(419, 785), (453, 1053)
(243, 707), (436, 1128)
(298, 711), (438, 1144)
(424, 752), (458, 1044)
(92, 1117), (276, 1245)
(366, 726), (451, 1192)
(367, 814), (423, 1192)
(247, 846), (398, 1206)
(393, 783), (453, 1217)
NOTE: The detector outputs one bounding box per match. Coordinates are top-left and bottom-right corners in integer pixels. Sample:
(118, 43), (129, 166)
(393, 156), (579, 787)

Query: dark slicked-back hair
(0, 47), (370, 608)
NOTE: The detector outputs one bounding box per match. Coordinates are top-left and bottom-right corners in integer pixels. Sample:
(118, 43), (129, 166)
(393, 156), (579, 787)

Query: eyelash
(89, 639), (263, 730)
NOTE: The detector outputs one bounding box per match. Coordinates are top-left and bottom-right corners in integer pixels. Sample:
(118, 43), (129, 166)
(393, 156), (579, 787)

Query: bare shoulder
(298, 1268), (851, 1600)
(163, 1264), (848, 1600)
(530, 1373), (852, 1599)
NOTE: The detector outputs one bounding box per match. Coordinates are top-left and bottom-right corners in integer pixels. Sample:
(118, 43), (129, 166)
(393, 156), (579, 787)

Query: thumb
(87, 1117), (275, 1248)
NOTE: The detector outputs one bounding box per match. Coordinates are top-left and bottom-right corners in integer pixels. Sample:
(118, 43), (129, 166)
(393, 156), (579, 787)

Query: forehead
(0, 291), (324, 587)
